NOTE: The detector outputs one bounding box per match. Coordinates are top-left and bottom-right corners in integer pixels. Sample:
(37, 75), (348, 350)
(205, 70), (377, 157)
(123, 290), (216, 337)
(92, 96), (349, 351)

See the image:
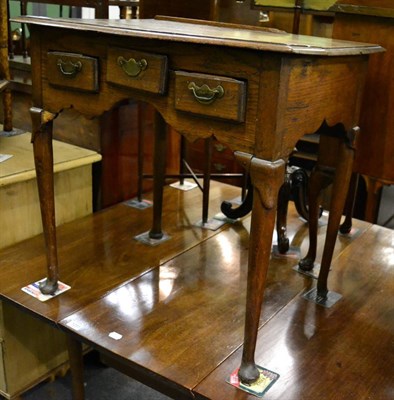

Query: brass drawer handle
(214, 143), (227, 152)
(213, 163), (226, 172)
(188, 82), (224, 105)
(117, 56), (148, 77)
(57, 59), (82, 77)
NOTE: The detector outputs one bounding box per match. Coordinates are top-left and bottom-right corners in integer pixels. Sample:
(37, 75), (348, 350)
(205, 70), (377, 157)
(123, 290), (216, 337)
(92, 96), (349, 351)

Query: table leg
(149, 111), (167, 239)
(238, 156), (285, 384)
(363, 175), (384, 223)
(67, 336), (85, 400)
(136, 104), (145, 203)
(202, 137), (213, 224)
(317, 136), (356, 297)
(339, 172), (359, 234)
(30, 107), (59, 295)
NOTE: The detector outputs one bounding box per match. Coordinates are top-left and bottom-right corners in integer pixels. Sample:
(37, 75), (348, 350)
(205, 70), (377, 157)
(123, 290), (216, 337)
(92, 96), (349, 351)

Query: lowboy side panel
(277, 55), (369, 158)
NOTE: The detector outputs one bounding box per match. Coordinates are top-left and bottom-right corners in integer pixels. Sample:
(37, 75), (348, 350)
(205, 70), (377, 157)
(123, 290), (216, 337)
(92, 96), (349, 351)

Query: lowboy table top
(15, 16), (381, 56)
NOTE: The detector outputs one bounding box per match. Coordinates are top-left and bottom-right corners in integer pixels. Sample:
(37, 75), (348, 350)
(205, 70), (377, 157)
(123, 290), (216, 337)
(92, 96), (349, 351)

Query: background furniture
(0, 132), (101, 249)
(331, 1), (394, 222)
(0, 132), (100, 399)
(1, 0), (12, 133)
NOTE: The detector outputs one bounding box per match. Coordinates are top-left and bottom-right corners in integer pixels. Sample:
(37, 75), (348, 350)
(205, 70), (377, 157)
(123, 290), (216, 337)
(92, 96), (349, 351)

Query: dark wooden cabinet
(139, 0), (213, 19)
(331, 3), (394, 221)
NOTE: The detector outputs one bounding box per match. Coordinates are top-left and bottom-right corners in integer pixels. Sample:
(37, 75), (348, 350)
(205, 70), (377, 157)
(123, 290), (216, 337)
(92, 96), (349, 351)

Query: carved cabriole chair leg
(236, 154), (286, 384)
(276, 170), (291, 254)
(298, 164), (333, 272)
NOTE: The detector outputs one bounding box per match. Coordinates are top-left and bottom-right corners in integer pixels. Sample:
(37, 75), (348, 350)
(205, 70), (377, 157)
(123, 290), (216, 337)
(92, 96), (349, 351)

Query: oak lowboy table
(15, 15), (382, 389)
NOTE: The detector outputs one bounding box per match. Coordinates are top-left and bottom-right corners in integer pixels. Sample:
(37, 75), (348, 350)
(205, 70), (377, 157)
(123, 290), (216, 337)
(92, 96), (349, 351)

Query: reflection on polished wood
(1, 181), (392, 398)
(60, 214), (304, 397)
(195, 224), (394, 400)
(0, 181), (240, 323)
(58, 195), (372, 398)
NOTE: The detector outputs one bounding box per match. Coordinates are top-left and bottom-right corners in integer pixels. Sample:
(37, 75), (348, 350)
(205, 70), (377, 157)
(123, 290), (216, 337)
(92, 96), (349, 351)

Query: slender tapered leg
(237, 154), (285, 384)
(202, 137), (213, 224)
(339, 172), (359, 234)
(363, 175), (384, 223)
(179, 135), (187, 186)
(317, 137), (356, 297)
(1, 89), (12, 132)
(149, 111), (167, 239)
(67, 336), (85, 400)
(136, 104), (145, 203)
(30, 107), (59, 295)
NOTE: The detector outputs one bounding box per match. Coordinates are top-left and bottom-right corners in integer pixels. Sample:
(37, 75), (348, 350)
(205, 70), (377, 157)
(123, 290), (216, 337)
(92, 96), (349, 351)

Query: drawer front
(174, 71), (246, 122)
(47, 52), (98, 93)
(107, 47), (168, 94)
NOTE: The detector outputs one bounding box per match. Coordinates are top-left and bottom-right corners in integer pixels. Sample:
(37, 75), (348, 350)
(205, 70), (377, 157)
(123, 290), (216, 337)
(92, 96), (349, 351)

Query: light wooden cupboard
(0, 131), (100, 399)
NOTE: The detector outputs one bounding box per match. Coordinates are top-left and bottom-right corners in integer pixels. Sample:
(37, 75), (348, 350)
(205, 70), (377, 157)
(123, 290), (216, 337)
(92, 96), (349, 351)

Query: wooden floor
(0, 181), (393, 399)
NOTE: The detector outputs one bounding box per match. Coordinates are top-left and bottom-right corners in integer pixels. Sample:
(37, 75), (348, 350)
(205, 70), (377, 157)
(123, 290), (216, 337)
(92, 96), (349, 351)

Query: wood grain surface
(194, 224), (394, 400)
(59, 201), (372, 397)
(0, 181), (241, 323)
(13, 17), (382, 56)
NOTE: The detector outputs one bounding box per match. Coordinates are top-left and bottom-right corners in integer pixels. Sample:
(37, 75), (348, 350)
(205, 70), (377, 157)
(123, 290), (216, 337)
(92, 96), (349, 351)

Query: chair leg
(290, 167), (310, 221)
(220, 177), (253, 219)
(298, 164), (332, 272)
(276, 171), (291, 254)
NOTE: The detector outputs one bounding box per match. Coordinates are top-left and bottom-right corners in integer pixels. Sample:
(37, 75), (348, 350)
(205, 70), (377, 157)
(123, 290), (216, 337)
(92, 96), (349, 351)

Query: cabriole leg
(30, 107), (59, 295)
(237, 154), (285, 384)
(317, 136), (356, 298)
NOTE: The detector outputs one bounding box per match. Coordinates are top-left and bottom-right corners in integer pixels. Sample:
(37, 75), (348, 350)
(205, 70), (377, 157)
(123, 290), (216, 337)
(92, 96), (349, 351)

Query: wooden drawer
(185, 138), (244, 186)
(47, 52), (99, 93)
(107, 47), (168, 94)
(174, 71), (246, 122)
